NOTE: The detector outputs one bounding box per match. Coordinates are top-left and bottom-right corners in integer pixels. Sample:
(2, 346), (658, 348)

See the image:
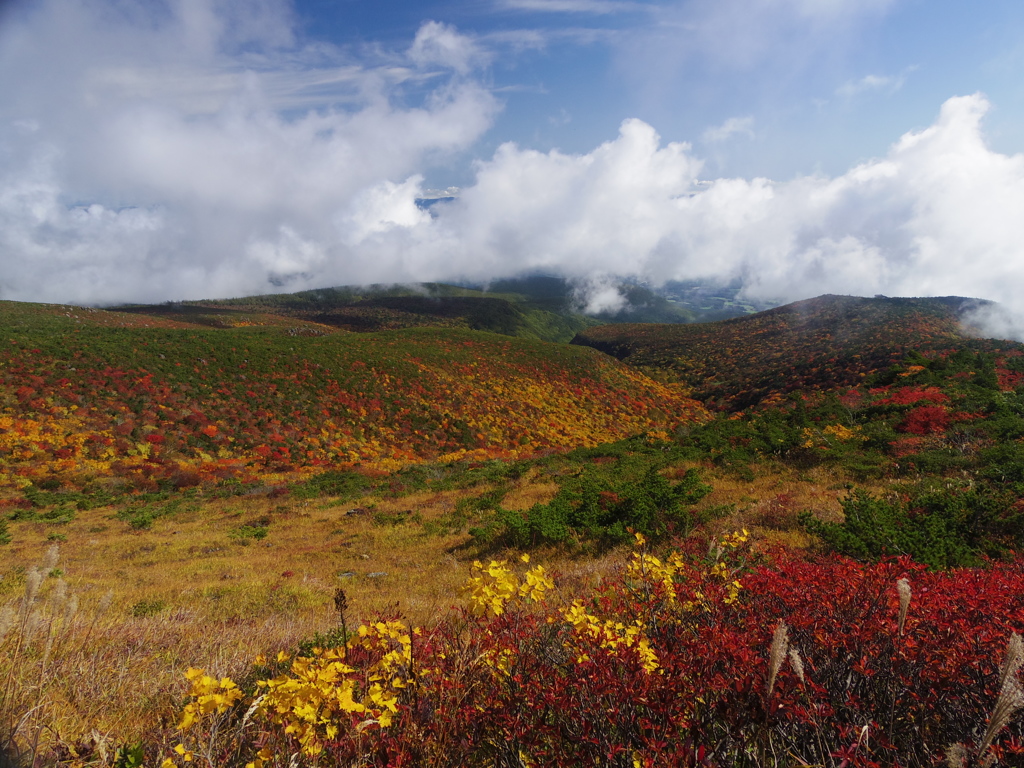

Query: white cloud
(340, 177), (432, 245)
(571, 276), (628, 313)
(355, 93), (1024, 339)
(409, 21), (489, 75)
(836, 70), (912, 99)
(962, 304), (1024, 343)
(702, 116), (754, 143)
(0, 0), (498, 304)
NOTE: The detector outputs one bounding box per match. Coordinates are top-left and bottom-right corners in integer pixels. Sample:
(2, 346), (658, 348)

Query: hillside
(7, 292), (1024, 766)
(0, 300), (707, 499)
(572, 294), (1003, 410)
(113, 283), (596, 343)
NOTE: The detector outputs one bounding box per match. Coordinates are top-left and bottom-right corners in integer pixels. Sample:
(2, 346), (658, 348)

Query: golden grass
(0, 489), (486, 749)
(501, 479), (560, 511)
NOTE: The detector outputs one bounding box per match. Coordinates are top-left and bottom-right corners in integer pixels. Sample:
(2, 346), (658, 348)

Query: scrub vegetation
(3, 291), (1024, 766)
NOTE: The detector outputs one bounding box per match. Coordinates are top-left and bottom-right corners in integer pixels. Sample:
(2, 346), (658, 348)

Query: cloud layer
(0, 0), (498, 303)
(3, 0), (1024, 341)
(371, 94), (1024, 316)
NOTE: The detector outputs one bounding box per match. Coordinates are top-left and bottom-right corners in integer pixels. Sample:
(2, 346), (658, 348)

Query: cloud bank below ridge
(2, 0), (1024, 339)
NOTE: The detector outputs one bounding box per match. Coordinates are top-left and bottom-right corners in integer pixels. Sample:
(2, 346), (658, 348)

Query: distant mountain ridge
(572, 294), (1008, 410)
(112, 283), (595, 343)
(107, 277), (763, 343)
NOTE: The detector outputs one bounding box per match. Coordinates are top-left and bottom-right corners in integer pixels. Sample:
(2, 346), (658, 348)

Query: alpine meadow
(3, 287), (1024, 767)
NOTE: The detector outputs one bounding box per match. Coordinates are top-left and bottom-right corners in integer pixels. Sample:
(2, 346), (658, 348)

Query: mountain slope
(108, 277), (758, 341)
(572, 294), (996, 410)
(113, 284), (597, 343)
(0, 300), (707, 496)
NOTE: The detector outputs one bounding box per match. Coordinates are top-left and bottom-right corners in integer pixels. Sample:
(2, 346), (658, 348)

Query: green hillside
(107, 277), (752, 345)
(113, 283), (597, 343)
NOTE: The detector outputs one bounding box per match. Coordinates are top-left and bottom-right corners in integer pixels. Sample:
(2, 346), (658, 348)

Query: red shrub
(875, 387), (949, 406)
(214, 543), (1024, 768)
(888, 436), (928, 458)
(899, 405), (950, 435)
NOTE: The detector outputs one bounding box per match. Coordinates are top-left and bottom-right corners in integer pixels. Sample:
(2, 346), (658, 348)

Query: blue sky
(2, 0), (1024, 331)
(282, 0), (1024, 183)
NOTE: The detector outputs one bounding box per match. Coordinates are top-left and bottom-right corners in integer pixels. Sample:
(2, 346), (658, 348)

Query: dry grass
(501, 479), (560, 511)
(0, 488), (488, 751)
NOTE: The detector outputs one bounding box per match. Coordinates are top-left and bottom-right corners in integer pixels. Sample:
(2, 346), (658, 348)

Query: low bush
(292, 470), (370, 500)
(161, 535), (1024, 768)
(476, 466), (711, 547)
(229, 519), (270, 542)
(801, 486), (1024, 569)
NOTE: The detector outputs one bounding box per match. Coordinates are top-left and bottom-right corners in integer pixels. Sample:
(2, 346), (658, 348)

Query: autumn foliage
(573, 294), (992, 410)
(0, 301), (706, 498)
(7, 292), (1024, 767)
(163, 535), (1024, 768)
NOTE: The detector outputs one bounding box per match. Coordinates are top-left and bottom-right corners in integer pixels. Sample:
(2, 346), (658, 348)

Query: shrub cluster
(802, 486), (1024, 569)
(162, 535), (1024, 768)
(474, 464), (712, 547)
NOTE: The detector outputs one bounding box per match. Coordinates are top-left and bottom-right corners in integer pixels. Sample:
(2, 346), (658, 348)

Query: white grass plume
(767, 622), (789, 699)
(896, 578), (911, 636)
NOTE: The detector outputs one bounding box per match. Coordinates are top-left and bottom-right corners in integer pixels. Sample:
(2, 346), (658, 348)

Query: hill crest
(572, 293), (1006, 410)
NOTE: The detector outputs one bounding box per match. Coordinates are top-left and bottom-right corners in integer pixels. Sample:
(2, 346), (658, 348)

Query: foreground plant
(160, 532), (1024, 768)
(0, 545), (86, 767)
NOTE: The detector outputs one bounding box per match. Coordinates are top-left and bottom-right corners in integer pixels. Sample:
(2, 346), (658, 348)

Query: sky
(2, 0), (1024, 330)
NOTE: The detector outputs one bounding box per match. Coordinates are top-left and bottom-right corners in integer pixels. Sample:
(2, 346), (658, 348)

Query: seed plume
(998, 632), (1023, 690)
(767, 622), (789, 698)
(788, 648), (805, 685)
(978, 665), (1024, 759)
(896, 578), (911, 636)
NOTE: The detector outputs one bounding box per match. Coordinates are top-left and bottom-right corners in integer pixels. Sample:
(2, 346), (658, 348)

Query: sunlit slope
(572, 294), (985, 410)
(0, 301), (707, 493)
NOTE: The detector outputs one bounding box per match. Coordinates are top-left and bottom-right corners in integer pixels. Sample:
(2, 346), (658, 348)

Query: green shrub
(292, 470), (370, 500)
(115, 499), (183, 530)
(113, 742), (146, 768)
(230, 520), (270, 542)
(479, 466), (712, 548)
(801, 486), (1023, 569)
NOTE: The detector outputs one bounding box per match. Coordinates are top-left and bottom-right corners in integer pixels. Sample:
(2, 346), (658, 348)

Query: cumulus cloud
(360, 93), (1024, 338)
(0, 0), (498, 304)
